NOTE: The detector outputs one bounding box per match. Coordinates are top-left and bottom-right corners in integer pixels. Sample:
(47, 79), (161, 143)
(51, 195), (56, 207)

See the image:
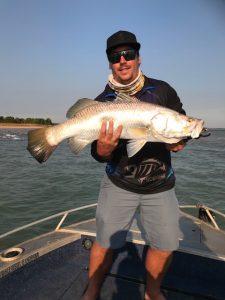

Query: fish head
(188, 117), (205, 138)
(171, 114), (205, 139)
(150, 112), (204, 140)
(166, 114), (205, 139)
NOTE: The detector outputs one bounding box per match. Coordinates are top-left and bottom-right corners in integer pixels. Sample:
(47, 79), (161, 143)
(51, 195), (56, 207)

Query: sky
(0, 0), (225, 128)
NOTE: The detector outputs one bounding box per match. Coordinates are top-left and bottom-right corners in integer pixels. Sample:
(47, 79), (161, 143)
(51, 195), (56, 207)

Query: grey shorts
(96, 175), (179, 251)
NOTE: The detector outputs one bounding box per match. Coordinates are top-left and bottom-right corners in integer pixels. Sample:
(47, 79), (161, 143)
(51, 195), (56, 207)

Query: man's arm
(165, 84), (186, 115)
(165, 84), (187, 152)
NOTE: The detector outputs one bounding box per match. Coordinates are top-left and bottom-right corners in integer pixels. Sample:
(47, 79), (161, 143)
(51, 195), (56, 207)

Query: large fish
(27, 94), (205, 163)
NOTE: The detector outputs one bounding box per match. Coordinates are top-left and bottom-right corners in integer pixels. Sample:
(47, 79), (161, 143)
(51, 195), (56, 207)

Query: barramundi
(27, 94), (205, 163)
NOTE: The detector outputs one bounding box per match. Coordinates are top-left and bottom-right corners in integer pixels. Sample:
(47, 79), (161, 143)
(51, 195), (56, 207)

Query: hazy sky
(0, 0), (225, 127)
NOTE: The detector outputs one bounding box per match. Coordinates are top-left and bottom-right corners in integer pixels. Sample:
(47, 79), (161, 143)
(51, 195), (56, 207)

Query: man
(82, 31), (186, 300)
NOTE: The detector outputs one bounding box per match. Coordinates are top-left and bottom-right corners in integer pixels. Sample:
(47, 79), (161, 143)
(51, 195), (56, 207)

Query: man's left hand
(165, 140), (186, 152)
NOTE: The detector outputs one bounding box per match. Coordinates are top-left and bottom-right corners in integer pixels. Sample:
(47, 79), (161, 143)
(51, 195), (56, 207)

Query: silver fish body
(27, 94), (204, 163)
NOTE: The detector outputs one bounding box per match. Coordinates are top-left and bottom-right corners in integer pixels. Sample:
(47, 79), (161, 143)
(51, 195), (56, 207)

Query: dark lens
(108, 49), (136, 64)
(123, 49), (136, 61)
(108, 52), (121, 64)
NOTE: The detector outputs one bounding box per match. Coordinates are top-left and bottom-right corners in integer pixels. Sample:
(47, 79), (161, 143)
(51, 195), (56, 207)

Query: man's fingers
(99, 120), (107, 138)
(99, 120), (122, 143)
(166, 140), (186, 152)
(107, 120), (114, 138)
(114, 124), (123, 140)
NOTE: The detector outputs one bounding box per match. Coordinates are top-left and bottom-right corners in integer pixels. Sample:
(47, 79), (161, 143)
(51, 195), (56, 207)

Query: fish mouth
(199, 128), (211, 138)
(190, 120), (204, 138)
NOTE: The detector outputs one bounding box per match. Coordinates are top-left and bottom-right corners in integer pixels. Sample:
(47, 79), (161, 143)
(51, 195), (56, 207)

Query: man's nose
(119, 55), (126, 63)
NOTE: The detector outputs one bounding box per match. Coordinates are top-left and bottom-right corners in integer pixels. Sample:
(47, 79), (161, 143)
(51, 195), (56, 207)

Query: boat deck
(0, 234), (218, 300)
(0, 210), (225, 300)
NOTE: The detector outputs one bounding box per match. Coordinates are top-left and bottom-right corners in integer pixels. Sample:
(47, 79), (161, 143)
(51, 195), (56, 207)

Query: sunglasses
(108, 49), (137, 64)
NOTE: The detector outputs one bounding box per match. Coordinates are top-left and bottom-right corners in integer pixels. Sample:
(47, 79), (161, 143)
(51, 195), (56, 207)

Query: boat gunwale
(0, 203), (97, 240)
(0, 203), (224, 242)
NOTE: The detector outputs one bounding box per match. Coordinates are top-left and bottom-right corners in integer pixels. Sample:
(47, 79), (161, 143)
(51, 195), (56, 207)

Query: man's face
(109, 46), (141, 85)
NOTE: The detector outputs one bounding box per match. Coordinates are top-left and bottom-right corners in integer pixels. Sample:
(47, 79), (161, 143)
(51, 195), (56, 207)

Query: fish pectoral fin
(68, 137), (91, 154)
(127, 140), (147, 157)
(126, 127), (148, 138)
(66, 98), (96, 118)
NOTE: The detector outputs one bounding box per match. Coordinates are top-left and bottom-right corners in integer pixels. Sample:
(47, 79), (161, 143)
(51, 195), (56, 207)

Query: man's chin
(118, 74), (132, 84)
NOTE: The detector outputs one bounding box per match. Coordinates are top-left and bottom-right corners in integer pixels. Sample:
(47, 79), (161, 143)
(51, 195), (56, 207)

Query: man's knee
(145, 248), (173, 271)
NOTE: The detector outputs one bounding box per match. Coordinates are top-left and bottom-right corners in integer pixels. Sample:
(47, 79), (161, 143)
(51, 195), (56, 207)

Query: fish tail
(27, 127), (57, 163)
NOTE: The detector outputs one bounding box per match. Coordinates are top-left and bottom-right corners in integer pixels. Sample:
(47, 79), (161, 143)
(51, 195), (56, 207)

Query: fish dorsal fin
(115, 93), (139, 103)
(66, 98), (96, 118)
(127, 140), (147, 157)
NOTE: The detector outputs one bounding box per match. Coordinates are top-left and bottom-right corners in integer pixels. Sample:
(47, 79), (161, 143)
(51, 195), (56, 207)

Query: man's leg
(82, 175), (139, 299)
(144, 248), (172, 300)
(81, 241), (113, 300)
(140, 189), (180, 300)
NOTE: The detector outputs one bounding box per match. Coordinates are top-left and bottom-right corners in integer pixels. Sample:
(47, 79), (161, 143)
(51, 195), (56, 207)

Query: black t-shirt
(91, 76), (185, 194)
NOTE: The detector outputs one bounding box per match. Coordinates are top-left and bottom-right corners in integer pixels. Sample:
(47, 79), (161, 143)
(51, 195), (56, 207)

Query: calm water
(0, 128), (225, 247)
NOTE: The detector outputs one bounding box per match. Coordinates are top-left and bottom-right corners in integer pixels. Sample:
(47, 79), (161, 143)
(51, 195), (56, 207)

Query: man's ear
(109, 62), (112, 70)
(138, 56), (141, 66)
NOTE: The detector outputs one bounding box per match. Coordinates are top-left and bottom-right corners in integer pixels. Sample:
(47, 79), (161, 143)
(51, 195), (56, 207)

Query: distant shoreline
(0, 123), (48, 129)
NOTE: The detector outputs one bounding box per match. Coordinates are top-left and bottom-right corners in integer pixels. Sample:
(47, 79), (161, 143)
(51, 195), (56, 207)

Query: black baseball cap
(106, 30), (141, 55)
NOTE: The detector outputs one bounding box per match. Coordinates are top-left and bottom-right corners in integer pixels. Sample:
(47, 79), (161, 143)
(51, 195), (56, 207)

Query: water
(0, 128), (225, 247)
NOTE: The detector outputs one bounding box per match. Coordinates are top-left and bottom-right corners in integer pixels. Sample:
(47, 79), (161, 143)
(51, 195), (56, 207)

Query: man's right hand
(96, 120), (123, 160)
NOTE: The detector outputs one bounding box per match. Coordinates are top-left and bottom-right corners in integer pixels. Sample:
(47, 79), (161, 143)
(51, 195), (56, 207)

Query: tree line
(0, 116), (53, 125)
